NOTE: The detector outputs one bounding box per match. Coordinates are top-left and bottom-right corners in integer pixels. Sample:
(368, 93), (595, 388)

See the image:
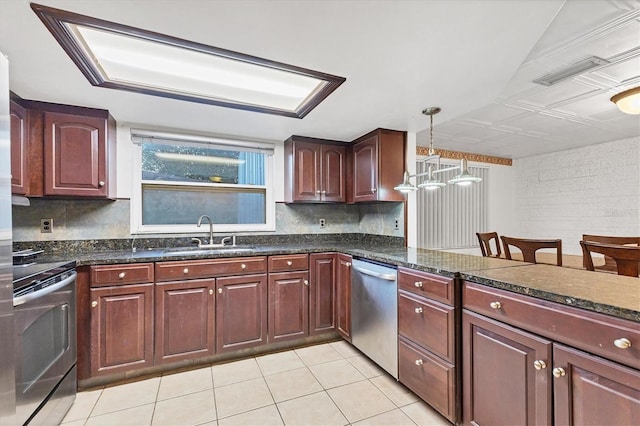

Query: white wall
(513, 137), (640, 255)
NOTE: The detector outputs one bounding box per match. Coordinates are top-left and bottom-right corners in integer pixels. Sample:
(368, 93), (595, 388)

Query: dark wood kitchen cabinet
(352, 129), (405, 202)
(10, 100), (29, 195)
(268, 253), (335, 341)
(9, 96), (116, 198)
(462, 280), (640, 425)
(155, 279), (215, 364)
(336, 254), (352, 341)
(89, 263), (155, 377)
(268, 254), (309, 342)
(309, 253), (336, 335)
(284, 136), (347, 203)
(462, 310), (552, 426)
(397, 267), (457, 422)
(216, 274), (268, 352)
(43, 111), (116, 198)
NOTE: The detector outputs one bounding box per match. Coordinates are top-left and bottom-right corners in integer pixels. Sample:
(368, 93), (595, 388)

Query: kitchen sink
(161, 247), (255, 256)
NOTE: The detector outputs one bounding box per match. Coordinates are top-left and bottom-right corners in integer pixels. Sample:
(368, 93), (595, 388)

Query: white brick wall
(514, 137), (640, 255)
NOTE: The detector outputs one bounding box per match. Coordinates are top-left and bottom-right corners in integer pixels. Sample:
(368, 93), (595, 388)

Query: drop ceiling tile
(519, 80), (601, 108)
(461, 103), (529, 124)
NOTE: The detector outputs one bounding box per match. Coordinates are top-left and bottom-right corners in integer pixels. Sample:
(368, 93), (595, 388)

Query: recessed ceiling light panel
(31, 3), (345, 118)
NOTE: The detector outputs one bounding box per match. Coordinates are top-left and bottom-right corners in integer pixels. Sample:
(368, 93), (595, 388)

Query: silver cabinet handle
(303, 280), (309, 286)
(209, 289), (213, 295)
(414, 307), (423, 314)
(98, 181), (105, 187)
(614, 338), (631, 349)
(490, 301), (501, 309)
(183, 268), (189, 274)
(415, 359), (423, 366)
(533, 360), (547, 370)
(287, 261), (293, 266)
(218, 288), (222, 294)
(118, 272), (126, 279)
(91, 301), (98, 308)
(552, 367), (566, 378)
(241, 264), (247, 269)
(414, 281), (423, 288)
(346, 262), (351, 267)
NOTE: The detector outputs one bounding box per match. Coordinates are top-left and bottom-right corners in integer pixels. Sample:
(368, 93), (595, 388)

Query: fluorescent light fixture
(533, 56), (609, 86)
(31, 3), (345, 118)
(610, 87), (640, 115)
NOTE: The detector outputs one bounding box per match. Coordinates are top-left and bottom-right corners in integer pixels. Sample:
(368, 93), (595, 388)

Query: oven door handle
(13, 271), (77, 306)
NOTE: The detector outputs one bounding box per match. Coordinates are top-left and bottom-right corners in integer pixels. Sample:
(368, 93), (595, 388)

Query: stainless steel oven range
(13, 260), (77, 426)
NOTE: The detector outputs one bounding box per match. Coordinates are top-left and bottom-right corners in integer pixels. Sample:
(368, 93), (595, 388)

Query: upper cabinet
(352, 129), (405, 202)
(10, 95), (117, 199)
(10, 100), (29, 195)
(284, 136), (347, 203)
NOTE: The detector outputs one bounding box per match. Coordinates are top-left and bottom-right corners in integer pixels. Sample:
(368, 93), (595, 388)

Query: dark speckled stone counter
(31, 241), (638, 322)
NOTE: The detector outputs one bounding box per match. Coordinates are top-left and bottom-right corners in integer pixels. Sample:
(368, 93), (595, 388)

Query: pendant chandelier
(394, 107), (482, 193)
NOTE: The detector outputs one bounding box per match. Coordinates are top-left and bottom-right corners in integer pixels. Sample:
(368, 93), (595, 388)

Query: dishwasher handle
(352, 265), (396, 281)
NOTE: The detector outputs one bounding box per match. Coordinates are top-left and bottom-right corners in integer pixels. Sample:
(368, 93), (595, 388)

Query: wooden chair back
(582, 235), (640, 271)
(501, 236), (563, 266)
(580, 241), (640, 277)
(476, 232), (501, 257)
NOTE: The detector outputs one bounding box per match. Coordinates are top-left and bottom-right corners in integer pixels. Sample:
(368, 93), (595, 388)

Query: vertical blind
(416, 161), (488, 249)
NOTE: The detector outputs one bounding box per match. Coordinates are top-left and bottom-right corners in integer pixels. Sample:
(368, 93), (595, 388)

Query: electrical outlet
(319, 218), (326, 228)
(394, 218), (400, 230)
(41, 218), (53, 233)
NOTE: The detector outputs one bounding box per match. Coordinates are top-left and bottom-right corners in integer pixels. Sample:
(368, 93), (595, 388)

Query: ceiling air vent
(533, 56), (609, 86)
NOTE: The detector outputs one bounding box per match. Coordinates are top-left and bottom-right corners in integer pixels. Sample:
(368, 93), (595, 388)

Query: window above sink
(130, 129), (275, 234)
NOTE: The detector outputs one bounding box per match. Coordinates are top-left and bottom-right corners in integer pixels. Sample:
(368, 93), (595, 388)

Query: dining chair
(580, 240), (640, 277)
(501, 236), (563, 266)
(476, 232), (502, 258)
(582, 235), (640, 271)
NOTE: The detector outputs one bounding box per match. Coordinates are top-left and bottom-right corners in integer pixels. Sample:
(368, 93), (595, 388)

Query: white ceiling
(0, 0), (638, 159)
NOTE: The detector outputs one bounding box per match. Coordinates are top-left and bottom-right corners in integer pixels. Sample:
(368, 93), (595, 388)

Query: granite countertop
(37, 242), (638, 322)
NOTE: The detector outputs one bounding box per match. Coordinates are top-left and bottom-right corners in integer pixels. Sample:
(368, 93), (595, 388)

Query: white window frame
(130, 129), (276, 235)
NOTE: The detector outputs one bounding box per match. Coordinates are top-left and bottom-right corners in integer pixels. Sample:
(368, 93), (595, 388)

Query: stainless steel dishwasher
(351, 258), (398, 379)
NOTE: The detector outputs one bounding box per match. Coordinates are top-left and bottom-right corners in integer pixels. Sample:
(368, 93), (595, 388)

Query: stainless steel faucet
(193, 215), (235, 248)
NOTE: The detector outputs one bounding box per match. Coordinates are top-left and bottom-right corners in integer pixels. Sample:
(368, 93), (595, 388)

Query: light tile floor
(62, 341), (451, 426)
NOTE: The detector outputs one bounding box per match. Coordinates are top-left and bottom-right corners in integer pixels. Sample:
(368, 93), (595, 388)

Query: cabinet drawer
(156, 256), (267, 281)
(90, 263), (154, 286)
(398, 290), (454, 362)
(399, 337), (456, 422)
(268, 254), (309, 272)
(463, 281), (640, 370)
(398, 267), (454, 305)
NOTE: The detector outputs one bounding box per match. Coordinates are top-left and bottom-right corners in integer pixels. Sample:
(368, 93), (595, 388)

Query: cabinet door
(44, 111), (108, 197)
(10, 101), (28, 195)
(553, 344), (640, 425)
(268, 271), (309, 342)
(309, 253), (336, 335)
(353, 135), (378, 202)
(155, 279), (215, 364)
(336, 254), (352, 341)
(292, 141), (320, 202)
(90, 283), (153, 376)
(463, 310), (552, 426)
(216, 274), (267, 353)
(321, 144), (346, 202)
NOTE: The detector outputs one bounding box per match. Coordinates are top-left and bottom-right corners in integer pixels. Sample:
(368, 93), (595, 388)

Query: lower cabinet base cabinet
(216, 274), (268, 353)
(553, 344), (640, 425)
(463, 310), (552, 426)
(155, 279), (215, 364)
(399, 337), (456, 423)
(268, 271), (309, 342)
(90, 283), (154, 376)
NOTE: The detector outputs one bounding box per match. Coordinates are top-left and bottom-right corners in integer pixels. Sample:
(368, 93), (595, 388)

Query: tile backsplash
(12, 199), (404, 242)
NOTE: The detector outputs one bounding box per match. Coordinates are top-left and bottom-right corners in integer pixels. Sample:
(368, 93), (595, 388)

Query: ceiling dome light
(448, 159), (482, 186)
(394, 171), (417, 193)
(611, 87), (640, 114)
